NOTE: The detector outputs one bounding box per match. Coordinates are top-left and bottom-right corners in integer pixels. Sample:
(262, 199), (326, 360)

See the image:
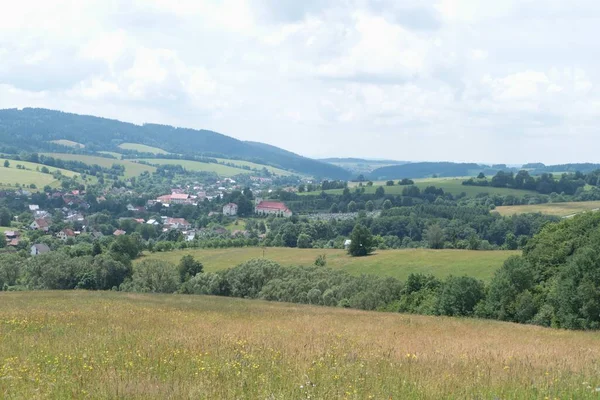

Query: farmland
(139, 248), (518, 282)
(49, 139), (85, 148)
(98, 151), (123, 159)
(137, 158), (252, 178)
(495, 201), (600, 217)
(41, 153), (156, 178)
(118, 143), (169, 155)
(302, 178), (537, 197)
(0, 160), (84, 188)
(214, 158), (294, 176)
(1, 291), (599, 399)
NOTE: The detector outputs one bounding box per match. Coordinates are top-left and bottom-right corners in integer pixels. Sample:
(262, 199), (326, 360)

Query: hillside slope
(0, 108), (350, 179)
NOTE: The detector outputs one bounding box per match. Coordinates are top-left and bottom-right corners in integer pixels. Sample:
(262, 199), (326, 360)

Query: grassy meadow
(49, 139), (85, 148)
(118, 143), (169, 155)
(214, 158), (294, 176)
(1, 291), (600, 399)
(137, 158), (252, 178)
(98, 151), (123, 159)
(0, 159), (88, 188)
(495, 201), (600, 217)
(41, 153), (156, 178)
(139, 248), (518, 282)
(302, 178), (537, 197)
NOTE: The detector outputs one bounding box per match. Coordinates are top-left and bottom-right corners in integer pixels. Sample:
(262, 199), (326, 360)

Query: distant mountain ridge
(0, 108), (351, 179)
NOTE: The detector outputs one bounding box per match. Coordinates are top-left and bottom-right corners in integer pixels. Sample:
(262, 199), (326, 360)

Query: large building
(255, 199), (292, 218)
(223, 203), (238, 216)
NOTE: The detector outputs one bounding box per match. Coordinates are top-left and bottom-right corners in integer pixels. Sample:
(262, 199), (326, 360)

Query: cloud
(0, 0), (599, 164)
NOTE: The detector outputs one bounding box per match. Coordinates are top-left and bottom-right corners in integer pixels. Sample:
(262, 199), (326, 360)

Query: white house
(223, 203), (238, 216)
(344, 239), (352, 250)
(31, 243), (51, 256)
(255, 199), (292, 218)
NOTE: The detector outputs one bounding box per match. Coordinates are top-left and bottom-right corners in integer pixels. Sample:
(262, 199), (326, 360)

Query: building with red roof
(254, 199), (292, 218)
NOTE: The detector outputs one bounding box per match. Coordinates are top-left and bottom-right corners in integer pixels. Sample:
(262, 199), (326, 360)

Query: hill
(0, 158), (85, 189)
(370, 162), (483, 179)
(139, 248), (517, 282)
(0, 108), (350, 179)
(40, 153), (155, 178)
(320, 157), (408, 175)
(137, 158), (255, 178)
(1, 291), (598, 399)
(494, 201), (600, 217)
(48, 139), (85, 148)
(117, 143), (169, 155)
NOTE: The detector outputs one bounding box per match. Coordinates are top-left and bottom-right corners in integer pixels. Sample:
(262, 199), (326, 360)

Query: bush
(125, 260), (179, 293)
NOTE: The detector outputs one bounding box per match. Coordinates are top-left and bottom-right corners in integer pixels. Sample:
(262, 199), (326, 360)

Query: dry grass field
(495, 201), (600, 217)
(41, 153), (156, 178)
(139, 248), (518, 282)
(1, 291), (599, 399)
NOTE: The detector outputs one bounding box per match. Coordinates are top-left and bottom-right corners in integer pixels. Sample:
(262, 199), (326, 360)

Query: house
(146, 219), (160, 226)
(31, 243), (51, 256)
(344, 239), (352, 250)
(4, 230), (20, 246)
(30, 218), (50, 232)
(28, 204), (40, 211)
(56, 229), (76, 241)
(255, 199), (292, 218)
(170, 193), (190, 204)
(164, 218), (192, 230)
(113, 229), (126, 236)
(223, 203), (238, 216)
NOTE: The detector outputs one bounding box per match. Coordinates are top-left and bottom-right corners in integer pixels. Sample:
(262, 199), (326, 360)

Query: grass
(98, 151), (123, 160)
(224, 219), (247, 232)
(41, 153), (156, 178)
(0, 158), (89, 188)
(137, 158), (252, 178)
(301, 178), (537, 197)
(49, 139), (85, 148)
(214, 158), (294, 176)
(138, 248), (518, 282)
(495, 201), (600, 217)
(1, 291), (600, 399)
(118, 143), (169, 155)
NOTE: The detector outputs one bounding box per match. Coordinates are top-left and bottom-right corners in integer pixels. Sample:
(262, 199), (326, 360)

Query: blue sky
(1, 0), (599, 164)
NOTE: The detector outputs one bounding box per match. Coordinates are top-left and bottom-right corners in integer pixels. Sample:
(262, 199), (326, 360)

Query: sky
(1, 0), (599, 164)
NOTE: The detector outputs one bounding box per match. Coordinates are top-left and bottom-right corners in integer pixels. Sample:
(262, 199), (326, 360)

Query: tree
(437, 276), (485, 317)
(178, 255), (204, 282)
(425, 224), (445, 249)
(127, 260), (179, 293)
(477, 172), (485, 179)
(297, 233), (313, 249)
(329, 203), (339, 214)
(348, 224), (374, 257)
(3, 160), (9, 168)
(314, 254), (327, 267)
(365, 200), (374, 212)
(375, 186), (385, 198)
(0, 209), (11, 227)
(386, 180), (395, 186)
(347, 201), (357, 212)
(382, 199), (392, 210)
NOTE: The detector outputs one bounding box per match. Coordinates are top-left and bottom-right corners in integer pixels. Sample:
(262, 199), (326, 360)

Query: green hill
(49, 139), (85, 148)
(0, 158), (87, 188)
(41, 153), (155, 178)
(118, 143), (169, 154)
(0, 108), (350, 179)
(137, 159), (252, 178)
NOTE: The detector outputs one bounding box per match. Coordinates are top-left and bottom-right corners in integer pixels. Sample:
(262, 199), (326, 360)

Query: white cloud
(0, 0), (599, 164)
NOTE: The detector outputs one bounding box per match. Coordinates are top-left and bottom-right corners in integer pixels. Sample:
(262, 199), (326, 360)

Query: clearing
(49, 139), (85, 148)
(494, 200), (600, 217)
(214, 158), (294, 176)
(41, 153), (156, 178)
(139, 248), (518, 282)
(0, 160), (85, 188)
(137, 158), (253, 178)
(1, 291), (599, 398)
(118, 143), (169, 155)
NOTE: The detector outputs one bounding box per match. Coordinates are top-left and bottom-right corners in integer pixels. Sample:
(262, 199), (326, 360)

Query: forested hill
(0, 108), (351, 179)
(370, 162), (482, 179)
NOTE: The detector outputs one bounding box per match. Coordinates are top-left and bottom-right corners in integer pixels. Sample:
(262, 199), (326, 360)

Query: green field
(49, 139), (85, 148)
(42, 153), (156, 178)
(214, 158), (294, 176)
(139, 248), (518, 282)
(98, 151), (123, 160)
(1, 291), (599, 399)
(302, 178), (537, 197)
(0, 159), (86, 188)
(495, 201), (600, 217)
(118, 143), (169, 155)
(138, 158), (252, 178)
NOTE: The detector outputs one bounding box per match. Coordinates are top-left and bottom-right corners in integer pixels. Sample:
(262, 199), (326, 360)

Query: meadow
(0, 158), (86, 188)
(97, 151), (123, 159)
(49, 139), (85, 148)
(137, 158), (253, 178)
(302, 178), (537, 197)
(1, 291), (599, 399)
(214, 158), (294, 176)
(118, 143), (169, 155)
(139, 248), (518, 282)
(495, 201), (600, 217)
(41, 153), (156, 178)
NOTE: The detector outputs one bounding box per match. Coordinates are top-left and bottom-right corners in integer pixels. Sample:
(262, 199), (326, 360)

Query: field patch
(139, 248), (518, 282)
(137, 158), (252, 178)
(495, 201), (600, 217)
(118, 143), (169, 154)
(41, 153), (156, 178)
(98, 151), (123, 160)
(49, 139), (85, 148)
(1, 291), (599, 399)
(215, 158), (294, 176)
(0, 159), (86, 188)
